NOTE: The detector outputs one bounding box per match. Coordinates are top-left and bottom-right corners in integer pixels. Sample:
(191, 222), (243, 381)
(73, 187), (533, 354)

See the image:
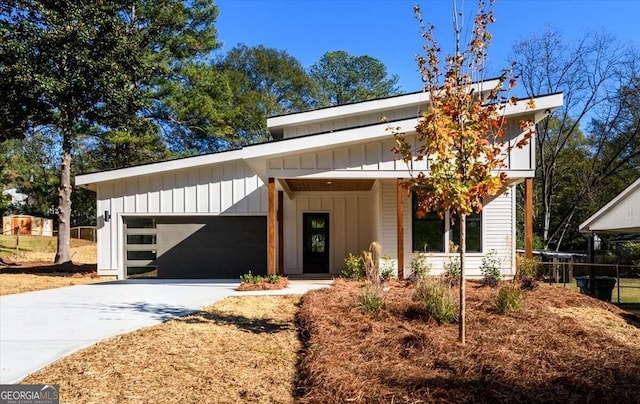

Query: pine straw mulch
(23, 295), (301, 403)
(0, 261), (109, 295)
(296, 279), (640, 403)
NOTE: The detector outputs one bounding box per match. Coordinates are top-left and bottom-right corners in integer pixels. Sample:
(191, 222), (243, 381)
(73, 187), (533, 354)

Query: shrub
(409, 254), (430, 281)
(414, 279), (458, 323)
(520, 275), (538, 290)
(443, 256), (461, 286)
(343, 253), (364, 279)
(356, 284), (385, 313)
(480, 249), (501, 287)
(516, 255), (541, 279)
(380, 254), (397, 280)
(496, 284), (522, 313)
(239, 271), (263, 284)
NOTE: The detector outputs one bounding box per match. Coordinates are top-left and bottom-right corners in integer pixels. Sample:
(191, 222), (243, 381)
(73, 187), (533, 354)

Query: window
(411, 193), (483, 253)
(450, 212), (482, 252)
(412, 194), (445, 252)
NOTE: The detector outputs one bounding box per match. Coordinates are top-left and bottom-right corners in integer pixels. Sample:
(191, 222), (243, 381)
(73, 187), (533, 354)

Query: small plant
(239, 271), (263, 284)
(409, 254), (430, 281)
(480, 249), (501, 287)
(343, 253), (364, 279)
(443, 256), (461, 286)
(266, 274), (282, 284)
(496, 283), (522, 313)
(414, 279), (458, 323)
(356, 283), (385, 313)
(362, 241), (382, 286)
(520, 275), (538, 290)
(380, 254), (397, 280)
(516, 255), (541, 280)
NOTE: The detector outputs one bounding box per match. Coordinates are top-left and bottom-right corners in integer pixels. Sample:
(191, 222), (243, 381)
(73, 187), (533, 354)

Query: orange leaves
(527, 97), (536, 109)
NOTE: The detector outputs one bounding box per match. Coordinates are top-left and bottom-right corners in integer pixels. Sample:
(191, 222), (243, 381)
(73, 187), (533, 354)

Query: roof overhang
(579, 177), (640, 234)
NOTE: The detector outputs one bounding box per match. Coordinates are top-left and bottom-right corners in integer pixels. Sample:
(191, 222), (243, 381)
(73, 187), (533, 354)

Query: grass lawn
(23, 295), (301, 403)
(0, 235), (96, 263)
(0, 273), (111, 296)
(553, 277), (640, 304)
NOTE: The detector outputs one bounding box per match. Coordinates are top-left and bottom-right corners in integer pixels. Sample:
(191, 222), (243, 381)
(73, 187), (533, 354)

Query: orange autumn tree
(392, 1), (535, 344)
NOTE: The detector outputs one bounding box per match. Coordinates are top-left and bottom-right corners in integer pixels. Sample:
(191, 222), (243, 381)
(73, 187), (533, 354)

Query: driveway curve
(0, 279), (330, 383)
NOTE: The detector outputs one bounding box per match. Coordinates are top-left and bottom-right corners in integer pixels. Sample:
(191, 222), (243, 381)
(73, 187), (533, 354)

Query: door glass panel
(126, 234), (156, 245)
(311, 234), (325, 252)
(127, 250), (156, 260)
(127, 266), (157, 278)
(125, 218), (156, 228)
(311, 217), (325, 229)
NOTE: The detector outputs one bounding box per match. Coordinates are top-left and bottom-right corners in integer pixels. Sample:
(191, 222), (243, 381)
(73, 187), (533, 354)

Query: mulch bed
(237, 277), (289, 291)
(296, 279), (640, 403)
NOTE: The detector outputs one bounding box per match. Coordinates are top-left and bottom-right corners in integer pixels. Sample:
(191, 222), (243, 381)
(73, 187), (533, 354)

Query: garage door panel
(155, 216), (267, 278)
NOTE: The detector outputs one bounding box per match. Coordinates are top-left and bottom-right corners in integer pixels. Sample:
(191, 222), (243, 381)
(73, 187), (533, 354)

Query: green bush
(239, 271), (263, 284)
(496, 284), (522, 313)
(414, 280), (458, 323)
(410, 254), (431, 281)
(356, 284), (385, 313)
(343, 253), (365, 279)
(516, 256), (541, 279)
(480, 249), (501, 286)
(266, 274), (282, 284)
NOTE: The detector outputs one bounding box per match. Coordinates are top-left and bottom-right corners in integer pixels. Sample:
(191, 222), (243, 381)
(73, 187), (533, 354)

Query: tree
(1, 0), (221, 263)
(511, 29), (640, 250)
(218, 44), (316, 141)
(309, 50), (401, 107)
(392, 1), (534, 343)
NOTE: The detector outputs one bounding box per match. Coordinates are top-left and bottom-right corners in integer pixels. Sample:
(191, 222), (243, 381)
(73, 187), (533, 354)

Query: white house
(76, 80), (563, 279)
(579, 177), (640, 234)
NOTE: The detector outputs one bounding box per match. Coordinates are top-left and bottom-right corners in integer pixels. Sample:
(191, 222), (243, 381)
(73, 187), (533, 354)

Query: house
(75, 79), (563, 280)
(579, 177), (640, 235)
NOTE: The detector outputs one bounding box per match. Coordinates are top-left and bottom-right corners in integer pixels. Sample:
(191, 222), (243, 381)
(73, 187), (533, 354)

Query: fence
(69, 226), (96, 242)
(537, 261), (640, 305)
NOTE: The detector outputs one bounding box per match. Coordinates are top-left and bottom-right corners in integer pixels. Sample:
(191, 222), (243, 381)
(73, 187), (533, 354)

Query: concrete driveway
(0, 279), (330, 384)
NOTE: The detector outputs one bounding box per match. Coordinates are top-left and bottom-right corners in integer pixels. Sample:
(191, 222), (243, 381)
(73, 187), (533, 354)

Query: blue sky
(215, 0), (640, 93)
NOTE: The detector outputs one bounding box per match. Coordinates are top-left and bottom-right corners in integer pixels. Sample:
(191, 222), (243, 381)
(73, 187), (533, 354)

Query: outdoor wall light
(104, 210), (111, 222)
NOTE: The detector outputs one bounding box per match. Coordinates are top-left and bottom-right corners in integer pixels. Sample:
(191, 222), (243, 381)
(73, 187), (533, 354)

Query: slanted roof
(76, 87), (563, 190)
(579, 177), (640, 234)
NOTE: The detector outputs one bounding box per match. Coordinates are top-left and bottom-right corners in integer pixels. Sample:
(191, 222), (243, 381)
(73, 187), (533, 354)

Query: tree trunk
(459, 213), (466, 344)
(55, 131), (73, 264)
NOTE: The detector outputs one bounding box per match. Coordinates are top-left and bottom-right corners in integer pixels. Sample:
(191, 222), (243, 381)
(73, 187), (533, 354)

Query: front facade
(76, 81), (563, 279)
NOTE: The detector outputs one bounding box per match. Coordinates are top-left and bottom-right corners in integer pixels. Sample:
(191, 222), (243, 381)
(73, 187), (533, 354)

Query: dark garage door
(125, 216), (267, 278)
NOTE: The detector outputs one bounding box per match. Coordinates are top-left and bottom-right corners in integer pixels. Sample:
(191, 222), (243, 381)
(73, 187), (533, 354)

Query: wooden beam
(397, 179), (404, 280)
(268, 178), (276, 275)
(525, 177), (533, 259)
(277, 190), (284, 276)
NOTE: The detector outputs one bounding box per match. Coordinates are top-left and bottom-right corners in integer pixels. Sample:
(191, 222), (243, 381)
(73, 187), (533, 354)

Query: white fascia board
(248, 93), (562, 161)
(579, 177), (640, 233)
(245, 118), (418, 160)
(267, 79), (502, 130)
(75, 149), (245, 186)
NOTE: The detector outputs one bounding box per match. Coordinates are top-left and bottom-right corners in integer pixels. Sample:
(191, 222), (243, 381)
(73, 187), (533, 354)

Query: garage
(124, 216), (267, 279)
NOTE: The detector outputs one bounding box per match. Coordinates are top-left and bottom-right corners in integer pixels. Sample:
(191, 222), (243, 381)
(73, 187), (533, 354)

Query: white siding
(283, 192), (374, 275)
(95, 160), (267, 273)
(378, 180), (515, 278)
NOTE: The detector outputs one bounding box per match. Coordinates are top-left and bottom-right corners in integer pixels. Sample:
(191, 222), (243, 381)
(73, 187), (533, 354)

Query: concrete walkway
(0, 279), (331, 384)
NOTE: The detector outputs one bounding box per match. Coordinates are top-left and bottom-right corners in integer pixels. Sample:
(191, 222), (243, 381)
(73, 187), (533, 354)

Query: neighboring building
(76, 80), (563, 280)
(579, 178), (640, 235)
(2, 215), (53, 237)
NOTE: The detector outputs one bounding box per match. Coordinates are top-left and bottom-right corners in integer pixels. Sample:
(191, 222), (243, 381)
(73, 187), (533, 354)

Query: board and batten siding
(283, 192), (374, 275)
(96, 160), (267, 274)
(377, 179), (515, 278)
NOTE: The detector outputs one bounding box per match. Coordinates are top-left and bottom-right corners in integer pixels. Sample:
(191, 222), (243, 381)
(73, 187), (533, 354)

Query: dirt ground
(296, 279), (640, 403)
(23, 295), (301, 403)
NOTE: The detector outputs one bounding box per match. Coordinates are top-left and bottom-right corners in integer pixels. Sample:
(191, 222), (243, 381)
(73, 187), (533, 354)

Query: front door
(303, 213), (330, 273)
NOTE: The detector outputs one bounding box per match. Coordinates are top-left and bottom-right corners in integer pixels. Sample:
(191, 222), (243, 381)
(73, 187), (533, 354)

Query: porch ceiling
(285, 179), (375, 192)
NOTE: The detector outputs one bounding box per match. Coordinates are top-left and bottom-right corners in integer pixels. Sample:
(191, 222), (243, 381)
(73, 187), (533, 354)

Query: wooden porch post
(397, 179), (404, 280)
(525, 177), (533, 259)
(268, 178), (276, 275)
(277, 190), (284, 276)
